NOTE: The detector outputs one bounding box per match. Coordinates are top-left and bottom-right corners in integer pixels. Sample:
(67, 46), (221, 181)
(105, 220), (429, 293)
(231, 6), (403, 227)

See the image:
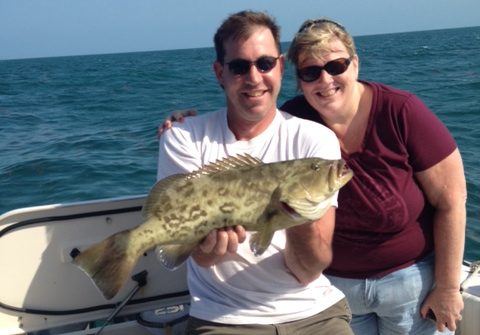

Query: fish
(72, 154), (353, 299)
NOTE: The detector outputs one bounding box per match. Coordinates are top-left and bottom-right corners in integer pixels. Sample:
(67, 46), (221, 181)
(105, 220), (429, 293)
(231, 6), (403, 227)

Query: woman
(281, 18), (466, 334)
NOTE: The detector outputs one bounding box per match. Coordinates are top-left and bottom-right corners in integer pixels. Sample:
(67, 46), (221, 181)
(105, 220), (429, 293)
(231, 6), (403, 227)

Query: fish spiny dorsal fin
(187, 153), (263, 179)
(143, 154), (262, 218)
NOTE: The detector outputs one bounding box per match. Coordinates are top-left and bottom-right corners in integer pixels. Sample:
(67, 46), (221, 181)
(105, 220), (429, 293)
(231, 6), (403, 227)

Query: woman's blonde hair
(287, 19), (356, 67)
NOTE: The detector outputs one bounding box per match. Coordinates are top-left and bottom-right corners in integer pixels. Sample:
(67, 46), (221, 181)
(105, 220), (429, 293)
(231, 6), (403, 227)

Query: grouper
(72, 154), (353, 299)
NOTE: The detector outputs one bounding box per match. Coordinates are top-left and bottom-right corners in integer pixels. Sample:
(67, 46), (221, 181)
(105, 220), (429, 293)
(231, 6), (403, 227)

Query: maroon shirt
(281, 81), (457, 278)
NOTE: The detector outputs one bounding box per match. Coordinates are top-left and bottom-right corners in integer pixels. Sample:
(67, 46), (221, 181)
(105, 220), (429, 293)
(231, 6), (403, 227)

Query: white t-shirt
(157, 108), (345, 324)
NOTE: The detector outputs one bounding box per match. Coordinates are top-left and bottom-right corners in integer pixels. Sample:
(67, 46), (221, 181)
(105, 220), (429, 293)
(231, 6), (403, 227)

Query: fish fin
(142, 173), (186, 218)
(73, 230), (140, 300)
(142, 154), (262, 218)
(249, 187), (283, 256)
(187, 153), (263, 178)
(155, 244), (195, 270)
(250, 227), (275, 256)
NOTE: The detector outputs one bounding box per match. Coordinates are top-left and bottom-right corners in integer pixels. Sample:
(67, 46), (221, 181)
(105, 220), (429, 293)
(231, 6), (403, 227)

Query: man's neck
(227, 109), (277, 141)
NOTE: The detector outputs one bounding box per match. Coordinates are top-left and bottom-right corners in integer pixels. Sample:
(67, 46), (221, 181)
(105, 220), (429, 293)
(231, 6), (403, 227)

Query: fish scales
(154, 171), (274, 240)
(72, 154), (353, 299)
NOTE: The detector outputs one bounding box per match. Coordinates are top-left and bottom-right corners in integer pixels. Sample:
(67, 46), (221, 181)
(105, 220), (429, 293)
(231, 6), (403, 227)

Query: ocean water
(1, 26), (479, 261)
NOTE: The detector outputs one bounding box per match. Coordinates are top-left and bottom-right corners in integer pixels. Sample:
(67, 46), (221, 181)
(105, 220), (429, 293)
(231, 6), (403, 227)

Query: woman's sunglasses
(297, 19), (347, 34)
(224, 56), (280, 76)
(297, 57), (351, 83)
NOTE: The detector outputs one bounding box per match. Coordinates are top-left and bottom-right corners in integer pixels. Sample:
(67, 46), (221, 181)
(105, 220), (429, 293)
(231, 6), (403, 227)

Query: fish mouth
(338, 161), (351, 177)
(329, 160), (353, 190)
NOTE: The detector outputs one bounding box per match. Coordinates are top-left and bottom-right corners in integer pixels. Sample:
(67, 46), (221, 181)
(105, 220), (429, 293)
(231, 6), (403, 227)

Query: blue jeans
(327, 254), (452, 335)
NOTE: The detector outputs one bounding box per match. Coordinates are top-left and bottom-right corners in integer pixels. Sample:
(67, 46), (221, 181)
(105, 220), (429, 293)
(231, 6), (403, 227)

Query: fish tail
(73, 230), (140, 300)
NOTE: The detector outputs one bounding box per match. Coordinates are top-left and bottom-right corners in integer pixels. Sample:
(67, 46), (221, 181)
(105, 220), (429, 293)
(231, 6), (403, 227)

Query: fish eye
(311, 162), (321, 171)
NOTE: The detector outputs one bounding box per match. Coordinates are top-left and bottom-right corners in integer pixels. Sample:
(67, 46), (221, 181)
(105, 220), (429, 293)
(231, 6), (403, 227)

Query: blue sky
(1, 0), (479, 60)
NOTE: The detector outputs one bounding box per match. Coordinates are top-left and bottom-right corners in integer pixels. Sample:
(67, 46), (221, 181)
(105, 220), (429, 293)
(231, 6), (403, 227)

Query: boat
(0, 195), (478, 335)
(0, 196), (189, 335)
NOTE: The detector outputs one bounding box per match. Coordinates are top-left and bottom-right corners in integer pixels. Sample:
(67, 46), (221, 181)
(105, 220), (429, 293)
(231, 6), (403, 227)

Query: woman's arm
(416, 148), (467, 332)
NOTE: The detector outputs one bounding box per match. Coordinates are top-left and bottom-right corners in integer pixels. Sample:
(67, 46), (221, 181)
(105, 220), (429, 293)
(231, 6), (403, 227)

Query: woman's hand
(157, 109), (197, 138)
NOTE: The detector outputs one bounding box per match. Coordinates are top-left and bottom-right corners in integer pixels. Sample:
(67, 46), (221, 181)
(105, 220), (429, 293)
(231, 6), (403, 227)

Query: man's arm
(284, 207), (335, 284)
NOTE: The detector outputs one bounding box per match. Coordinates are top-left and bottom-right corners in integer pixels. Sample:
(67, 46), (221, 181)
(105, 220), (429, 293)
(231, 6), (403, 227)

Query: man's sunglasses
(224, 56), (280, 75)
(297, 57), (351, 83)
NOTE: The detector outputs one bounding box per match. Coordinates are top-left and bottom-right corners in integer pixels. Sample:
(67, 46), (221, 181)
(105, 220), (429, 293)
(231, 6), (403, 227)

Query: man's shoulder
(164, 109), (224, 139)
(180, 109), (224, 127)
(273, 110), (340, 160)
(278, 110), (335, 135)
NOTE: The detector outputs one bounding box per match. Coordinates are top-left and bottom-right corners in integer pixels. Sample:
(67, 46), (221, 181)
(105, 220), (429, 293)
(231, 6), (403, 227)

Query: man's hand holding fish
(192, 226), (247, 267)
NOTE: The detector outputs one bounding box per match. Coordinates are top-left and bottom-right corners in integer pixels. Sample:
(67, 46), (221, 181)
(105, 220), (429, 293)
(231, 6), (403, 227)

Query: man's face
(213, 27), (284, 129)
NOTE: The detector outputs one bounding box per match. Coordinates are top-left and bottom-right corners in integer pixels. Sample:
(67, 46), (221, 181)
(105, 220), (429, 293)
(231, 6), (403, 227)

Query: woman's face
(297, 39), (359, 118)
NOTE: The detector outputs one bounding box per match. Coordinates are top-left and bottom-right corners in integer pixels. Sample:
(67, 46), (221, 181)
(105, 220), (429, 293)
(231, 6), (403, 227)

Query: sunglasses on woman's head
(224, 56), (280, 75)
(297, 19), (347, 33)
(296, 57), (351, 83)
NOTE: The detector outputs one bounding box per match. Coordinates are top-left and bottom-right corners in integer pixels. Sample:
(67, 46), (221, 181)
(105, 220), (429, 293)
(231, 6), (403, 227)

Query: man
(157, 10), (353, 335)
